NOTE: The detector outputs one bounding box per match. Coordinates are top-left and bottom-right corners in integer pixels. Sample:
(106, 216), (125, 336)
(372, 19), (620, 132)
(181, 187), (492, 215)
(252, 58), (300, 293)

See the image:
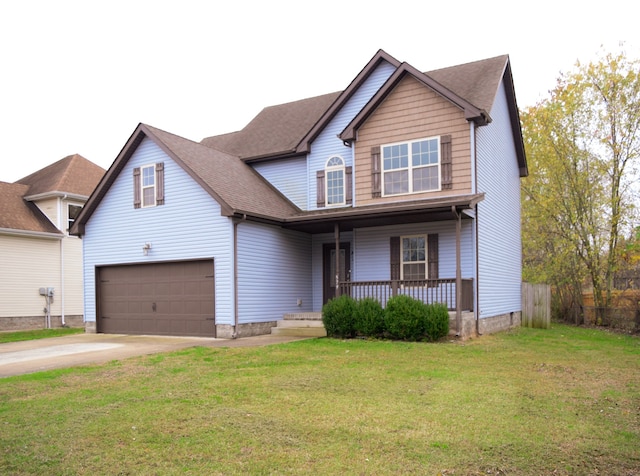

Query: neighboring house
(72, 50), (527, 339)
(0, 155), (105, 330)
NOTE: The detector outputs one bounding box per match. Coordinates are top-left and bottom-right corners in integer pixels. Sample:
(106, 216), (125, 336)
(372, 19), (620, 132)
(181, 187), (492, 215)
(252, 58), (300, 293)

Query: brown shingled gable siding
(354, 75), (472, 207)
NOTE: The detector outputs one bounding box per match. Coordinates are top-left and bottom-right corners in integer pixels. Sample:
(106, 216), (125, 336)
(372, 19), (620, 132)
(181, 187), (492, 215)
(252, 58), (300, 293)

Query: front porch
(338, 278), (474, 311)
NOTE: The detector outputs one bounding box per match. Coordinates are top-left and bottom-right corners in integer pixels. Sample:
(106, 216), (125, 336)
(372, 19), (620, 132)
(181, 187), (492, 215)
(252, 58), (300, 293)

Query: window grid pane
(413, 165), (438, 192)
(326, 169), (344, 205)
(411, 139), (438, 166)
(383, 170), (408, 195)
(401, 237), (426, 280)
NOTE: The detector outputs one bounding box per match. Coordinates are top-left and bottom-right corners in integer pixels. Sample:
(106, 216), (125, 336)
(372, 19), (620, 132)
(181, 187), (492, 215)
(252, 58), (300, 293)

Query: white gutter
(24, 191), (89, 202)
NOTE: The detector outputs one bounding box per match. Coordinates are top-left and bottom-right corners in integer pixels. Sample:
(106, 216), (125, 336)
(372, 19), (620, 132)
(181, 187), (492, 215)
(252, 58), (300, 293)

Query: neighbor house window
(67, 204), (82, 233)
(325, 156), (345, 206)
(382, 137), (440, 196)
(401, 236), (426, 280)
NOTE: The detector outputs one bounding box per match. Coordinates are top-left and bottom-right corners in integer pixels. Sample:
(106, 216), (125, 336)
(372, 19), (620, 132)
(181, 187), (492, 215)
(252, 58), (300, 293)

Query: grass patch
(0, 324), (638, 474)
(0, 327), (83, 343)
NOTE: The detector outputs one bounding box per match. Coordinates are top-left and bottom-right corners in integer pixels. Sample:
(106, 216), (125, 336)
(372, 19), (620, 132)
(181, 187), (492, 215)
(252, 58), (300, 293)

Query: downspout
(452, 206), (462, 336)
(60, 194), (68, 327)
(232, 217), (242, 338)
(334, 223), (340, 297)
(60, 240), (65, 327)
(471, 122), (482, 336)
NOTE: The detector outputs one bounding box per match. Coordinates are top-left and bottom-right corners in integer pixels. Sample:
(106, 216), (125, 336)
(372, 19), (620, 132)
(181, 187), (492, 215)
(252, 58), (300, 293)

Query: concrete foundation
(448, 311), (522, 339)
(216, 321), (278, 339)
(0, 315), (84, 332)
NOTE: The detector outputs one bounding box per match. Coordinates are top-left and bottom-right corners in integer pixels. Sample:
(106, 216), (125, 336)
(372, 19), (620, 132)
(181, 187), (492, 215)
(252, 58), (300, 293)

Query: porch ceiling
(281, 193), (483, 234)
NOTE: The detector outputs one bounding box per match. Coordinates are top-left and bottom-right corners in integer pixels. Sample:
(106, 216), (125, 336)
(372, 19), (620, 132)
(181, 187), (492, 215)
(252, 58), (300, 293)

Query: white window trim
(381, 136), (441, 197)
(325, 156), (346, 207)
(66, 202), (83, 236)
(400, 234), (427, 280)
(141, 164), (156, 208)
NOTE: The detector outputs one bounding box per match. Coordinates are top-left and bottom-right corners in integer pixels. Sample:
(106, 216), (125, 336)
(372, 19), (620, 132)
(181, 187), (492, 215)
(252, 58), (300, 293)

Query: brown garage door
(97, 260), (215, 337)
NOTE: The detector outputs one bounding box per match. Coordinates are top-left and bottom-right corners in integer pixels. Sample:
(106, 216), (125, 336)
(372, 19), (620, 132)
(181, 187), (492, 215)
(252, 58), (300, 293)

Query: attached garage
(97, 260), (215, 337)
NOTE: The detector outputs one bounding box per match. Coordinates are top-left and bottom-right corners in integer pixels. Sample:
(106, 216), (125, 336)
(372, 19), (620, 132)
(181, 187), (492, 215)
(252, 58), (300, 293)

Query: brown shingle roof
(426, 54), (509, 114)
(145, 125), (299, 219)
(0, 182), (61, 234)
(16, 154), (105, 197)
(201, 92), (341, 161)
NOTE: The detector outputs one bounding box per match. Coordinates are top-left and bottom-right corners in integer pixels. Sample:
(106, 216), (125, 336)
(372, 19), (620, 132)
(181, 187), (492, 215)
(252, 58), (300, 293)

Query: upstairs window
(141, 165), (156, 207)
(382, 137), (440, 196)
(67, 204), (82, 234)
(316, 158), (352, 208)
(325, 156), (345, 206)
(133, 163), (165, 209)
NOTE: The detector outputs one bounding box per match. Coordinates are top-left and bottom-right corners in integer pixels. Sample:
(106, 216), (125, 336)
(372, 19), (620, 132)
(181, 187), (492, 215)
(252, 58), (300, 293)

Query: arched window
(325, 156), (345, 206)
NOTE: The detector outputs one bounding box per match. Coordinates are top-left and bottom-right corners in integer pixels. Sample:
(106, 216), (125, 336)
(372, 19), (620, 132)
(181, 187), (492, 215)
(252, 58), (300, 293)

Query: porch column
(453, 206), (462, 335)
(334, 223), (340, 298)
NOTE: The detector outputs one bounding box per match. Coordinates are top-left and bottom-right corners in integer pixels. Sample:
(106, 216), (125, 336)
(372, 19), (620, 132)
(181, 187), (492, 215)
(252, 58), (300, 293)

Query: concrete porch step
(271, 326), (327, 337)
(271, 312), (326, 337)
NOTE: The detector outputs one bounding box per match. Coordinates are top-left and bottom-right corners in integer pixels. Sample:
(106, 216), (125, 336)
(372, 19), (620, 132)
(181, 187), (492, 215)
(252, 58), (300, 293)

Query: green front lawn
(1, 325), (638, 475)
(0, 327), (84, 344)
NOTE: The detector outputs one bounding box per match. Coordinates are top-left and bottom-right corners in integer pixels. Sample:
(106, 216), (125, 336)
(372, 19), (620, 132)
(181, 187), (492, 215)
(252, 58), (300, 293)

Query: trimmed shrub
(384, 295), (427, 341)
(423, 302), (450, 341)
(322, 294), (357, 338)
(353, 298), (385, 337)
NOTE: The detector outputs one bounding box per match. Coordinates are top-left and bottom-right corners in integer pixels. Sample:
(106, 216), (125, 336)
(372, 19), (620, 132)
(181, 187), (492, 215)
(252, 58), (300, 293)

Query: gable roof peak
(16, 153), (105, 198)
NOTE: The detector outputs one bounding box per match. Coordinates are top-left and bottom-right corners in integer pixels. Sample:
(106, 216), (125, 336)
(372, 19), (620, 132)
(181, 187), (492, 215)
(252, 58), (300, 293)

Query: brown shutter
(440, 135), (452, 190)
(345, 166), (352, 205)
(155, 162), (165, 205)
(428, 234), (439, 279)
(390, 236), (400, 280)
(371, 146), (381, 198)
(133, 167), (141, 209)
(316, 170), (325, 208)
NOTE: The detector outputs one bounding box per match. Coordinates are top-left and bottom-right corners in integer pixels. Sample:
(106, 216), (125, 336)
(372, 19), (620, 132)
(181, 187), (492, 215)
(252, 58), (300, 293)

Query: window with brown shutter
(390, 234), (439, 280)
(345, 166), (352, 205)
(390, 236), (400, 280)
(440, 135), (452, 190)
(316, 170), (325, 208)
(371, 146), (381, 198)
(133, 167), (141, 209)
(155, 162), (165, 205)
(428, 234), (439, 279)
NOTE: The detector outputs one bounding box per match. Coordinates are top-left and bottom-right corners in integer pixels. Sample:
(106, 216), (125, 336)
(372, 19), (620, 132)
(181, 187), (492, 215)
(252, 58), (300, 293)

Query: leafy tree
(522, 49), (640, 321)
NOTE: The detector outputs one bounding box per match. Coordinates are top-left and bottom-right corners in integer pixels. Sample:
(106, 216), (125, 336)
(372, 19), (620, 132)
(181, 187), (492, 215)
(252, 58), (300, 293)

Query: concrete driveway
(0, 333), (310, 378)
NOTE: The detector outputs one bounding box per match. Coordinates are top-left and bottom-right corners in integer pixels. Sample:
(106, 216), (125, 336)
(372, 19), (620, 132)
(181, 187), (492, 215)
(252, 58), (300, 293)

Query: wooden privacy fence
(522, 282), (551, 329)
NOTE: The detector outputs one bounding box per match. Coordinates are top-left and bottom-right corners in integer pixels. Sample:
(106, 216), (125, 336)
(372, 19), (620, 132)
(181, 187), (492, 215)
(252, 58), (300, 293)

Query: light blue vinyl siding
(310, 222), (474, 311)
(82, 137), (234, 325)
(309, 61), (397, 210)
(353, 222), (475, 281)
(476, 81), (523, 318)
(253, 156), (308, 209)
(237, 221), (312, 322)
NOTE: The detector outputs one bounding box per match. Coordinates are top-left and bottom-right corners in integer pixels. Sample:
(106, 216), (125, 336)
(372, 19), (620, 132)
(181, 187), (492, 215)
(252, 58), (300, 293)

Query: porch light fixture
(142, 242), (152, 255)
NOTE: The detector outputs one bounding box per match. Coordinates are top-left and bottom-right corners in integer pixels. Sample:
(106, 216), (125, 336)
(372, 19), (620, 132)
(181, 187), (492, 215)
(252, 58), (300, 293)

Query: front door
(323, 243), (351, 304)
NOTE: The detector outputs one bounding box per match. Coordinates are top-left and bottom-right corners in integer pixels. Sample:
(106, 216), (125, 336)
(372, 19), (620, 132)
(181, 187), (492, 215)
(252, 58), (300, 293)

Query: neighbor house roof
(17, 154), (106, 198)
(1, 154), (105, 236)
(0, 182), (62, 235)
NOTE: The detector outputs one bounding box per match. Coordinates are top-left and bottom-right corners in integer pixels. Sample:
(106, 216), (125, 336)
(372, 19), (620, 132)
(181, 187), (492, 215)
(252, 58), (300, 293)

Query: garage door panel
(97, 260), (215, 337)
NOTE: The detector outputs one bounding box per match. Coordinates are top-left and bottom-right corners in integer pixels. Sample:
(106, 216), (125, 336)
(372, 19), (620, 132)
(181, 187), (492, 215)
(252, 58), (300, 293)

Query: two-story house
(72, 50), (527, 339)
(0, 155), (105, 330)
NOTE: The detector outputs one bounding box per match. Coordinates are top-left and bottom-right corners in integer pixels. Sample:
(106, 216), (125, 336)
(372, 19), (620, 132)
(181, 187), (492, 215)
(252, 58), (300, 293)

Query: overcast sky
(0, 0), (637, 182)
